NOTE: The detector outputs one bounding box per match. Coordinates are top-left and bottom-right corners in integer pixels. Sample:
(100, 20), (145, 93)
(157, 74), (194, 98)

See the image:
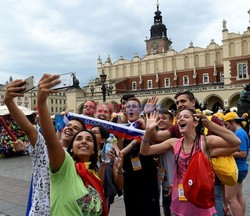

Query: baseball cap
(213, 112), (224, 120)
(224, 112), (244, 122)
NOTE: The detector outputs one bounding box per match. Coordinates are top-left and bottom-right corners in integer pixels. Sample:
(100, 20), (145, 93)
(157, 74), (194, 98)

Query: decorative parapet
(79, 83), (243, 101)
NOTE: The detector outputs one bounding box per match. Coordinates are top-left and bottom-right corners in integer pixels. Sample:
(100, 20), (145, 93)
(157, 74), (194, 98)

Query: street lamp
(99, 69), (113, 102)
(100, 70), (107, 102)
(90, 85), (95, 97)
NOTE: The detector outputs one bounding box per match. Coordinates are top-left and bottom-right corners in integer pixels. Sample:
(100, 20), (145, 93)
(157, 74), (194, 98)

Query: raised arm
(140, 113), (176, 156)
(37, 74), (65, 172)
(145, 109), (172, 142)
(4, 79), (38, 146)
(196, 113), (241, 150)
(113, 151), (124, 191)
(150, 128), (172, 142)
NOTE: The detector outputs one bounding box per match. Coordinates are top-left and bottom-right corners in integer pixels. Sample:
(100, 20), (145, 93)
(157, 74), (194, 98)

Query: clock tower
(146, 1), (172, 55)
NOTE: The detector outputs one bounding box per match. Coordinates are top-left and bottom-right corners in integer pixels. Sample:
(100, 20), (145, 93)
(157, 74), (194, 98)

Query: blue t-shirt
(235, 128), (249, 171)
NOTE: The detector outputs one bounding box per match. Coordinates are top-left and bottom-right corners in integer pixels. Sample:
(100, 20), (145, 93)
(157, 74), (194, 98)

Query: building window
(132, 81), (137, 90)
(164, 78), (170, 88)
(33, 99), (36, 105)
(220, 73), (224, 82)
(51, 107), (54, 113)
(51, 99), (53, 104)
(56, 107), (58, 113)
(237, 63), (248, 79)
(203, 73), (209, 84)
(55, 99), (58, 104)
(183, 76), (189, 86)
(1, 95), (4, 99)
(147, 80), (153, 89)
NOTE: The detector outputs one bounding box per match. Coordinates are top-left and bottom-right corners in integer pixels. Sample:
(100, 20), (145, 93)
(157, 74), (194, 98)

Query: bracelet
(131, 141), (136, 147)
(142, 137), (150, 144)
(117, 169), (123, 175)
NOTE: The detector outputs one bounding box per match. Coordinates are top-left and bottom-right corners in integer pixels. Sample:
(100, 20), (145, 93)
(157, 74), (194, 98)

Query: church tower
(145, 0), (172, 54)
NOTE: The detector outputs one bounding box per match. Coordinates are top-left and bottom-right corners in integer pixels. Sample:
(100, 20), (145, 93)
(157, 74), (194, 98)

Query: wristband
(131, 141), (136, 147)
(142, 138), (150, 144)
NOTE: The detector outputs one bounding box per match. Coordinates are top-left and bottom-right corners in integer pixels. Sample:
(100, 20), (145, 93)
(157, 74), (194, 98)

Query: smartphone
(51, 72), (74, 90)
(19, 76), (35, 93)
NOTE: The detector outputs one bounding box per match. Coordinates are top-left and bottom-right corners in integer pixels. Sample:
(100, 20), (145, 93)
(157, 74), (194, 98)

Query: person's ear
(191, 99), (196, 108)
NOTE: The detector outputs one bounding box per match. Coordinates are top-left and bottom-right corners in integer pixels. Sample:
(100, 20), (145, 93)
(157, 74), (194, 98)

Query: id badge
(157, 167), (165, 182)
(178, 184), (187, 201)
(131, 157), (142, 171)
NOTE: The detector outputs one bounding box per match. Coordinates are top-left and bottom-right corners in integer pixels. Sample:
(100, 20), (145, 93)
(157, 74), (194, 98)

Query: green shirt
(50, 152), (102, 216)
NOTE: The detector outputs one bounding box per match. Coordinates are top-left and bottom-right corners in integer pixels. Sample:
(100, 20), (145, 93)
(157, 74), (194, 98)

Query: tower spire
(145, 2), (172, 54)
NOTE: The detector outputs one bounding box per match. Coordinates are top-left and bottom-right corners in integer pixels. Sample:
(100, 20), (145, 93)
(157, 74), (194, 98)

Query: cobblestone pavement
(0, 155), (249, 216)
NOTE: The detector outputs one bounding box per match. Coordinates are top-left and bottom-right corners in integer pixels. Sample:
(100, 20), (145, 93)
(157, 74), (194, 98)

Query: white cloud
(0, 0), (249, 85)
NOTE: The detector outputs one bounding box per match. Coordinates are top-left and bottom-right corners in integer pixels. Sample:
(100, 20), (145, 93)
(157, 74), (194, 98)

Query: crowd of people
(2, 73), (250, 216)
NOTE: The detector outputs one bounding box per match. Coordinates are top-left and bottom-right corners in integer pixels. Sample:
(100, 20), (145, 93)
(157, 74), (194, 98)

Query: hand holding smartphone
(51, 72), (75, 90)
(18, 76), (35, 93)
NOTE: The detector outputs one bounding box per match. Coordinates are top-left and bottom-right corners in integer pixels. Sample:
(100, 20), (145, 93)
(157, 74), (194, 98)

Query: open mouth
(179, 122), (187, 128)
(128, 112), (134, 117)
(64, 130), (73, 136)
(99, 115), (106, 120)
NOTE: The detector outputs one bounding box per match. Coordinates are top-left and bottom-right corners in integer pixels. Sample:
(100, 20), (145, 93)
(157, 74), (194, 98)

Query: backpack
(183, 137), (215, 209)
(211, 155), (238, 186)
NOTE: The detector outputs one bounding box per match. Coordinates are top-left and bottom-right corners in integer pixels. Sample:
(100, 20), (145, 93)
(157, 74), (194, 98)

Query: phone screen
(51, 73), (74, 90)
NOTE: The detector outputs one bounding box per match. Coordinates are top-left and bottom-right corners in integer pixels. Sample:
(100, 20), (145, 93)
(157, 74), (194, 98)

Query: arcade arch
(203, 94), (224, 113)
(159, 97), (176, 111)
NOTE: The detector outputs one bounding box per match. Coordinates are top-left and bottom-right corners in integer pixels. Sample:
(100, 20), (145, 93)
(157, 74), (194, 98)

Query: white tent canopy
(0, 105), (36, 116)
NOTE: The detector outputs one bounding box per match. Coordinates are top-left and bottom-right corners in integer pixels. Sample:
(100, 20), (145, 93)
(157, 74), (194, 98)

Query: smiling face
(72, 131), (95, 162)
(157, 113), (173, 130)
(95, 104), (112, 121)
(83, 101), (96, 117)
(177, 109), (197, 134)
(61, 120), (84, 145)
(176, 94), (195, 111)
(126, 100), (140, 122)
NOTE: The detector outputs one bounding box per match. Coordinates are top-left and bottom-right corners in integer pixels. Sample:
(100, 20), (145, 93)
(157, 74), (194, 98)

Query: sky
(0, 0), (249, 86)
